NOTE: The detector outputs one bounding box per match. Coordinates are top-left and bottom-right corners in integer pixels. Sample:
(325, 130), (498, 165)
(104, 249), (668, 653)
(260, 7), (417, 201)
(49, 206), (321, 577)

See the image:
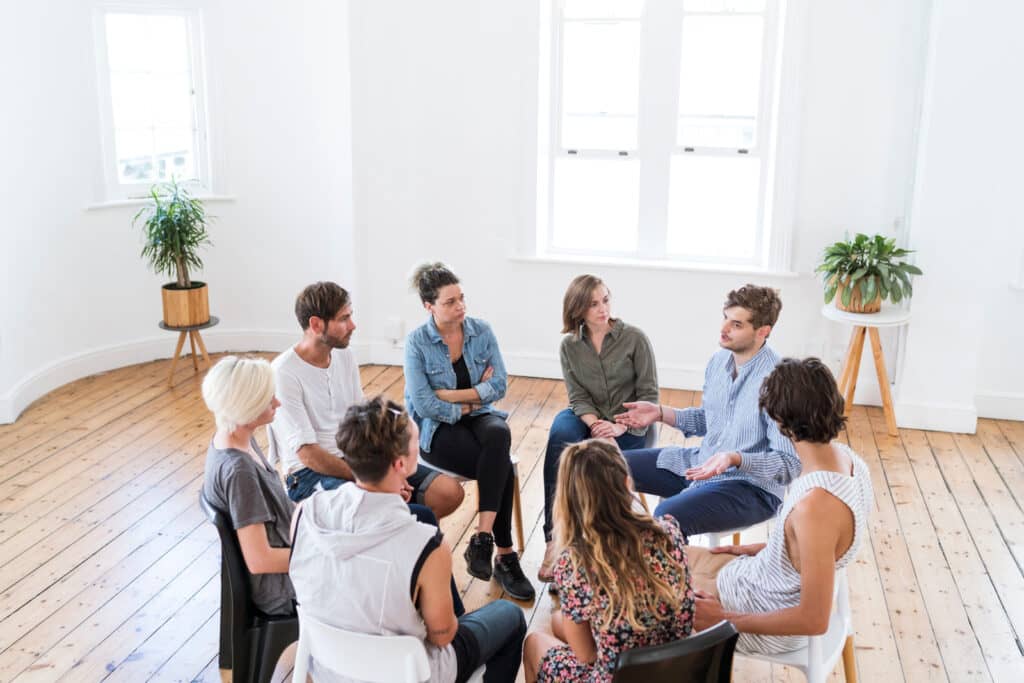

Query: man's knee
(425, 475), (465, 518)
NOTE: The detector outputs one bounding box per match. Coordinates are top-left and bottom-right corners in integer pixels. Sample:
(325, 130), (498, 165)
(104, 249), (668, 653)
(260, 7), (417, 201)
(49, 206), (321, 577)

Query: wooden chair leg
(168, 331), (187, 386)
(841, 635), (857, 683)
(512, 470), (525, 554)
(188, 330), (199, 371)
(732, 531), (741, 545)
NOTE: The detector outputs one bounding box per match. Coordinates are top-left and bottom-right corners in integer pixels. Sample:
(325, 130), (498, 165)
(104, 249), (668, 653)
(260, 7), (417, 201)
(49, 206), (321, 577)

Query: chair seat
(739, 609), (845, 670)
(420, 454), (525, 554)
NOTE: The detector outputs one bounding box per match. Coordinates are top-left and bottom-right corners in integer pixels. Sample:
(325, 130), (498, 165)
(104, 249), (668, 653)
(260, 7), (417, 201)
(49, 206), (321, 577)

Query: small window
(94, 8), (209, 199)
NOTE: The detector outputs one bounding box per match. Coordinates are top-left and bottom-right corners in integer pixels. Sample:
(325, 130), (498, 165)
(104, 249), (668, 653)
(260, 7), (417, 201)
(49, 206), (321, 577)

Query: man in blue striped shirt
(615, 285), (800, 536)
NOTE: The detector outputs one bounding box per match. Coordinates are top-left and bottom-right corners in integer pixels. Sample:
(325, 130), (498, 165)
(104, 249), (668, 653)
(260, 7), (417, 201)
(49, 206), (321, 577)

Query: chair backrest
(199, 492), (256, 628)
(293, 606), (431, 683)
(612, 621), (739, 683)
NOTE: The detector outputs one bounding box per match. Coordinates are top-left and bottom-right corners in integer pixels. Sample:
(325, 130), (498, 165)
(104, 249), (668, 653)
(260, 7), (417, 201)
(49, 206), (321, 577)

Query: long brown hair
(561, 274), (613, 336)
(554, 439), (686, 629)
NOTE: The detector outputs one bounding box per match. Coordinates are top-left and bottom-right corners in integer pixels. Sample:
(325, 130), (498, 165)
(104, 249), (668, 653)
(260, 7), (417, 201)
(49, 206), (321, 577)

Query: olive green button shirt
(559, 320), (660, 436)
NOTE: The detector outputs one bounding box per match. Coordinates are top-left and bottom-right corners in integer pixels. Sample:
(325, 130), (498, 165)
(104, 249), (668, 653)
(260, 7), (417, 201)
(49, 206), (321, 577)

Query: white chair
(422, 454), (525, 554)
(292, 607), (484, 683)
(705, 526), (751, 547)
(737, 567), (857, 683)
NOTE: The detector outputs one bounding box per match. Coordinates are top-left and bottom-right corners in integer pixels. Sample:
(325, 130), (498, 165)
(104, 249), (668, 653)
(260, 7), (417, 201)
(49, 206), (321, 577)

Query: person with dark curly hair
(615, 284), (800, 536)
(686, 357), (873, 656)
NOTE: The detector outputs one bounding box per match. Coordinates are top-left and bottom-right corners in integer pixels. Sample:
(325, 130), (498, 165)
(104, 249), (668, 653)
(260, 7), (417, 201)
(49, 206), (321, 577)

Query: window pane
(678, 15), (764, 147)
(565, 0), (644, 20)
(153, 128), (196, 181)
(561, 21), (640, 149)
(150, 72), (194, 127)
(553, 158), (639, 252)
(115, 128), (155, 183)
(105, 14), (151, 71)
(109, 72), (153, 127)
(666, 155), (760, 260)
(684, 0), (766, 12)
(103, 11), (199, 187)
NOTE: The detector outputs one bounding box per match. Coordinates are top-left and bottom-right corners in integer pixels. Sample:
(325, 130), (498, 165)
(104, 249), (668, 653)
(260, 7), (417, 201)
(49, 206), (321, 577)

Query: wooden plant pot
(834, 276), (882, 313)
(162, 282), (210, 327)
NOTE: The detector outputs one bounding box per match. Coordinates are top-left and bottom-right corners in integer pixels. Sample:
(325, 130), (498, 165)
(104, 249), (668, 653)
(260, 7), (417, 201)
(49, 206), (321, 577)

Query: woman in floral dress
(523, 439), (695, 682)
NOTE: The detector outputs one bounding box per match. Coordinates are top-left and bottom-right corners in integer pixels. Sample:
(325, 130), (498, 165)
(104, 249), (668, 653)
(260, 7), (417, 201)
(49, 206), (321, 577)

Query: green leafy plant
(816, 233), (922, 308)
(132, 179), (212, 288)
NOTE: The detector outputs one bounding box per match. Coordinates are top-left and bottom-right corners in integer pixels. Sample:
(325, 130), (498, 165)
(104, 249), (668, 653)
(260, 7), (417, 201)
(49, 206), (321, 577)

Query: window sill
(85, 195), (236, 211)
(511, 253), (806, 279)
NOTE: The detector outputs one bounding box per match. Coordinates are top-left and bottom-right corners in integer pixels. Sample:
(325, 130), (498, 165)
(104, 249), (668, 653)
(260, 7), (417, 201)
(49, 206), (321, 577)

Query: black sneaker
(494, 552), (536, 601)
(464, 532), (494, 580)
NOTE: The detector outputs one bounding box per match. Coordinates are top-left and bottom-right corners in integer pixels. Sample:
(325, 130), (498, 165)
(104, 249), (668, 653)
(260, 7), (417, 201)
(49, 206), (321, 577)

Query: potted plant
(817, 233), (922, 313)
(133, 179), (213, 327)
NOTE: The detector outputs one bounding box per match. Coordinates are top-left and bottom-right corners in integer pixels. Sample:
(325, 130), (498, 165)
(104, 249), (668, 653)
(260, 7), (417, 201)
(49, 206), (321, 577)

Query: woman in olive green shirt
(539, 274), (660, 582)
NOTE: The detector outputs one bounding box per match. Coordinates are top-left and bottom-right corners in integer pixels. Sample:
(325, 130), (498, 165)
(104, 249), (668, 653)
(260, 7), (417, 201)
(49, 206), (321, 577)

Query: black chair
(200, 492), (298, 683)
(612, 620), (739, 683)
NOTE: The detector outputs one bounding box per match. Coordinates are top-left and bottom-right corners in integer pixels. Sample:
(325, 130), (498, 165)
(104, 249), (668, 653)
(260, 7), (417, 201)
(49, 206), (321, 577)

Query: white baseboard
(0, 329), (298, 425)
(894, 399), (978, 434)
(974, 391), (1024, 421)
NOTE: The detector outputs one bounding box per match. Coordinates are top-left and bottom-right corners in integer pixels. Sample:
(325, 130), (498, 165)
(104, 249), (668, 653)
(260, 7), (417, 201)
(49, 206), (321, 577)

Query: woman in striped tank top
(687, 357), (873, 655)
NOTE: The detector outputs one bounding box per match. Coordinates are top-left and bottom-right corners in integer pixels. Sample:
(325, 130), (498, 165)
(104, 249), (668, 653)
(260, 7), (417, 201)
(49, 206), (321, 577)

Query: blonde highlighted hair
(201, 356), (276, 432)
(554, 439), (686, 630)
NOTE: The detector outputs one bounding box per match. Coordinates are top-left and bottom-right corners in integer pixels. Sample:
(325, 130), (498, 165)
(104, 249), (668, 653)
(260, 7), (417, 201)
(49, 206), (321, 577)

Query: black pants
(424, 413), (515, 549)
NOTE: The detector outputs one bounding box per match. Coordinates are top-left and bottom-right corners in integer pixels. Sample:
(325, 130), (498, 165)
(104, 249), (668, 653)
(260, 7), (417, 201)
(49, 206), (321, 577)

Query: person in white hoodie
(290, 396), (526, 683)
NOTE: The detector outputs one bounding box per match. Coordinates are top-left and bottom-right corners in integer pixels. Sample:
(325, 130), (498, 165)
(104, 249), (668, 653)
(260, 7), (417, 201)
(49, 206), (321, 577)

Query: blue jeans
(285, 469), (465, 616)
(453, 599), (526, 683)
(542, 408), (646, 541)
(624, 447), (782, 536)
(285, 465), (438, 503)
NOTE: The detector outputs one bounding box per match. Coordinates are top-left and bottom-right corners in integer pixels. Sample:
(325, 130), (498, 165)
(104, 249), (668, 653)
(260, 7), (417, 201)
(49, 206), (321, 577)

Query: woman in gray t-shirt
(201, 356), (296, 615)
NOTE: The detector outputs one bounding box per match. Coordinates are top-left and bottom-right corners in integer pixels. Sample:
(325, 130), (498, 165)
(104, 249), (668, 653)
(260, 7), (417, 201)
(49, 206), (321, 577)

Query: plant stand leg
(188, 331), (199, 371)
(837, 328), (860, 396)
(868, 328), (899, 436)
(193, 329), (211, 364)
(168, 331), (187, 386)
(842, 327), (867, 415)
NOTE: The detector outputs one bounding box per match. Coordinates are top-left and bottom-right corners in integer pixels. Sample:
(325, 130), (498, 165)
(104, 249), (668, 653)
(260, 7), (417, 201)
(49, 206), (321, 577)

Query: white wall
(896, 0), (1024, 430)
(0, 0), (356, 423)
(4, 0), (1022, 428)
(348, 1), (945, 406)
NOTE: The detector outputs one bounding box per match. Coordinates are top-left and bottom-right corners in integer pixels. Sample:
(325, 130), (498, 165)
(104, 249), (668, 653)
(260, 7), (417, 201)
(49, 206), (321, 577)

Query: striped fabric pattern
(656, 344), (801, 502)
(715, 443), (874, 654)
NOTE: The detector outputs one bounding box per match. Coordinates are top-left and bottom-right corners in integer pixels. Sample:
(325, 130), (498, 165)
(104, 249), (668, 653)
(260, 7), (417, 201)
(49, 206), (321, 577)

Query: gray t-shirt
(202, 440), (296, 615)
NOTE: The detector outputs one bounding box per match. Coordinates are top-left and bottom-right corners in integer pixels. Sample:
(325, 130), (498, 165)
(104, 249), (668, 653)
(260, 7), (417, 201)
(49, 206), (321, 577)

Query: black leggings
(424, 413), (514, 549)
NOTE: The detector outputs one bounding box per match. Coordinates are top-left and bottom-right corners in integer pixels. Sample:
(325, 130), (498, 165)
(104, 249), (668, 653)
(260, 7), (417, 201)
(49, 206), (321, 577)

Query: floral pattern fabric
(537, 515), (695, 682)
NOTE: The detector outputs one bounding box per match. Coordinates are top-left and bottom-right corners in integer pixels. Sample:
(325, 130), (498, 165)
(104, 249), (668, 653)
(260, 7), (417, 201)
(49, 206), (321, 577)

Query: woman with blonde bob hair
(523, 440), (695, 682)
(201, 356), (295, 616)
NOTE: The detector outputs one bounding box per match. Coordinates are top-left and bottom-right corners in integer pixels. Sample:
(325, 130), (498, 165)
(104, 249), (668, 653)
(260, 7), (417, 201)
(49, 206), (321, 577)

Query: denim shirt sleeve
(403, 335), (461, 424)
(472, 322), (507, 405)
(736, 409), (801, 483)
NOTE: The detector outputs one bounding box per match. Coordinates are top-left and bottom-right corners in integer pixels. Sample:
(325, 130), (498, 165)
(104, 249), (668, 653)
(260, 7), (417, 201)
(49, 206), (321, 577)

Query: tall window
(94, 8), (209, 199)
(543, 0), (783, 267)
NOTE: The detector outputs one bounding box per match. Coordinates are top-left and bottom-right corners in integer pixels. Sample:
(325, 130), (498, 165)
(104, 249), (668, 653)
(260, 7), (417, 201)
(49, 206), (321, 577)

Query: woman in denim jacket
(404, 262), (535, 602)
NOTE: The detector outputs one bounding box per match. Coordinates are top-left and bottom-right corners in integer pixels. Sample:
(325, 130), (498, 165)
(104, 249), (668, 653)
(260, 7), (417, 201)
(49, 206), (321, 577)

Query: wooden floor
(0, 355), (1022, 682)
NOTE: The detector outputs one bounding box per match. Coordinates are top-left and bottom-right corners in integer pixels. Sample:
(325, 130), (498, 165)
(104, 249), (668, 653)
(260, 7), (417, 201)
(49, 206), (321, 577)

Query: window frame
(541, 0), (791, 270)
(93, 4), (212, 200)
